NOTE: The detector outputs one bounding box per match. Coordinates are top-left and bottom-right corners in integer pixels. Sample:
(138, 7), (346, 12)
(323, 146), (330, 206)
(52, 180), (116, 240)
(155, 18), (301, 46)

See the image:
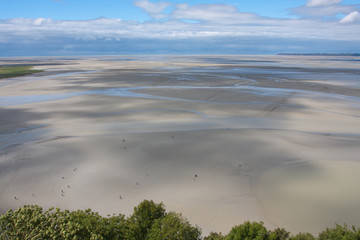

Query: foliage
(0, 205), (128, 239)
(204, 231), (226, 240)
(147, 212), (201, 240)
(226, 221), (269, 240)
(317, 224), (360, 240)
(269, 228), (290, 240)
(1, 201), (360, 240)
(128, 199), (166, 239)
(0, 205), (49, 239)
(289, 232), (316, 240)
(0, 66), (43, 79)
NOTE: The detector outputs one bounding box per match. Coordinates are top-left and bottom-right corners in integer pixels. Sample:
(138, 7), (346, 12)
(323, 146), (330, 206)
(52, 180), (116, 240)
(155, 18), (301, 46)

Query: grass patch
(0, 66), (43, 79)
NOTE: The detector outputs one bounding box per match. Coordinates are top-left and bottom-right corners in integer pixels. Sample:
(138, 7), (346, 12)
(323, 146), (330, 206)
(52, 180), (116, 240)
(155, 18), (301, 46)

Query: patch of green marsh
(0, 66), (43, 79)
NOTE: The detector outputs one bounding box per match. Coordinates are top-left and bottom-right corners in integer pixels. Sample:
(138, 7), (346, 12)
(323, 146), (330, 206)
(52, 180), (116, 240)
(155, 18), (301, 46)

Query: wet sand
(0, 55), (360, 235)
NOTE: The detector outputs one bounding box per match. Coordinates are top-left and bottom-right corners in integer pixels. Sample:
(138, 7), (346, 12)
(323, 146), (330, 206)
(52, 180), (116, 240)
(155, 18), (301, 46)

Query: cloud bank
(1, 0), (359, 56)
(306, 0), (342, 7)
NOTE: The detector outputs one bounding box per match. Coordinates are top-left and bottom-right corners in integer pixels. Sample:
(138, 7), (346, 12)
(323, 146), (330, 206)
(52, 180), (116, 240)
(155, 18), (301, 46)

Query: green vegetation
(0, 66), (43, 79)
(147, 212), (201, 240)
(128, 200), (167, 239)
(1, 200), (360, 239)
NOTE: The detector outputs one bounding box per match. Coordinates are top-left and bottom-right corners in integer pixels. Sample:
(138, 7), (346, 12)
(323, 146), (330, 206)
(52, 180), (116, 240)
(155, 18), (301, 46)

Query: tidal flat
(0, 55), (360, 235)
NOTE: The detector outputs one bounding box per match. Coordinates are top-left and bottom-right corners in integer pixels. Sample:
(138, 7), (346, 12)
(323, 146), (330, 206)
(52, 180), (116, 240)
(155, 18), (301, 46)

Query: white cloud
(33, 18), (52, 26)
(291, 3), (358, 19)
(133, 1), (260, 24)
(134, 0), (170, 18)
(340, 11), (360, 23)
(1, 1), (360, 55)
(172, 4), (240, 22)
(0, 14), (359, 43)
(306, 0), (342, 7)
(0, 2), (359, 49)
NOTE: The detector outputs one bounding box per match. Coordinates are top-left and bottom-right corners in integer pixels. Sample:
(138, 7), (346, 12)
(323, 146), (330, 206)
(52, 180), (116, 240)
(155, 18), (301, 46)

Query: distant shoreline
(278, 53), (360, 56)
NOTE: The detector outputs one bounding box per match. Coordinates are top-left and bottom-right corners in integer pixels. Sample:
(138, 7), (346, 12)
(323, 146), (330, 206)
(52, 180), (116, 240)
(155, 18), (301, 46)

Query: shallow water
(0, 125), (47, 151)
(1, 84), (359, 119)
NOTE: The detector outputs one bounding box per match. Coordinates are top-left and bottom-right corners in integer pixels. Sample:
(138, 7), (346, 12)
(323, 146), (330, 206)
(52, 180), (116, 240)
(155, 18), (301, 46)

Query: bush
(269, 228), (290, 240)
(318, 224), (360, 240)
(0, 205), (128, 239)
(205, 231), (226, 240)
(226, 221), (269, 240)
(128, 199), (166, 239)
(147, 212), (201, 240)
(0, 205), (50, 239)
(2, 201), (360, 240)
(289, 232), (316, 240)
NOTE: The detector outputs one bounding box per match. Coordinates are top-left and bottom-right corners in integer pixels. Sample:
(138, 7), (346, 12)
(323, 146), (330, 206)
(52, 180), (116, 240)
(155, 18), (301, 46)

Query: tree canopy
(147, 212), (201, 240)
(1, 200), (359, 240)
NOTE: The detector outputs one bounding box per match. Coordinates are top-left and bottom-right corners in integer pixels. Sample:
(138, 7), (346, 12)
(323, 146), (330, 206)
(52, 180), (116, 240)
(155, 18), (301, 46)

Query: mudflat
(1, 55), (360, 235)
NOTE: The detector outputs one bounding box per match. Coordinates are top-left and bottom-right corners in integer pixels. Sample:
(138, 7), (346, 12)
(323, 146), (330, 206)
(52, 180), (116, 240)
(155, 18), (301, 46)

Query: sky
(0, 0), (359, 56)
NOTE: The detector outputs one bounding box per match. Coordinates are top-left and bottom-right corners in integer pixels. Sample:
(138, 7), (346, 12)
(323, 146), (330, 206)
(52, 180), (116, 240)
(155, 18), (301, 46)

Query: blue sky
(1, 0), (307, 20)
(1, 0), (360, 56)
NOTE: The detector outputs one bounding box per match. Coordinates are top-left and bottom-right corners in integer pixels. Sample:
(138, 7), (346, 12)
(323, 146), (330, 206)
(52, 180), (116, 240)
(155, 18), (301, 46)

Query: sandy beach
(1, 55), (360, 235)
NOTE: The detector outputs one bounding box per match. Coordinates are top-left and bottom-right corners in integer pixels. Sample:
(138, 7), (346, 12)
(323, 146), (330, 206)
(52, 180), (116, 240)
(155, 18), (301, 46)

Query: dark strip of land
(278, 53), (360, 56)
(0, 66), (43, 79)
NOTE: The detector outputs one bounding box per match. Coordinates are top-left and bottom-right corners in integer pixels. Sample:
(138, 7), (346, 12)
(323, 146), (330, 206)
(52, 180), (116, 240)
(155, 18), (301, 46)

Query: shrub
(226, 221), (269, 240)
(289, 232), (316, 240)
(318, 224), (360, 240)
(147, 212), (201, 240)
(128, 199), (166, 239)
(269, 228), (290, 240)
(205, 231), (226, 240)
